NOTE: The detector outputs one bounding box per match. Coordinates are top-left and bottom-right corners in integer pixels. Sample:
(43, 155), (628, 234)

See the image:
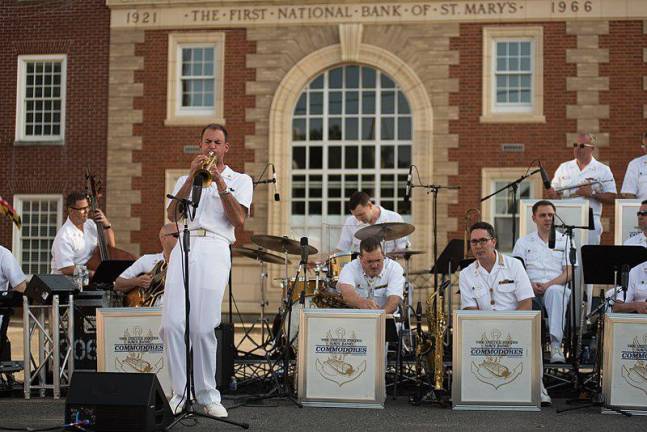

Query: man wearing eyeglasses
(624, 200), (647, 248)
(512, 201), (573, 363)
(114, 224), (178, 302)
(620, 133), (647, 200)
(51, 191), (115, 276)
(459, 222), (552, 404)
(546, 133), (617, 245)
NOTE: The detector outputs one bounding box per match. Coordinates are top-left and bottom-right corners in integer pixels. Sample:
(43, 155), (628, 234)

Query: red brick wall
(131, 29), (256, 254)
(0, 0), (110, 249)
(448, 21), (646, 245)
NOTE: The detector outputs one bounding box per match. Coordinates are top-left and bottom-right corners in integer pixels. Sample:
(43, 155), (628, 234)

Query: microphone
(539, 161), (552, 190)
(192, 174), (203, 209)
(548, 218), (556, 249)
(271, 164), (280, 201)
(404, 165), (413, 202)
(300, 237), (309, 265)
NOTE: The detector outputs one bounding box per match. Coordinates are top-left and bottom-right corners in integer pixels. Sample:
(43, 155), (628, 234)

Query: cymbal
(354, 222), (415, 242)
(386, 249), (426, 259)
(251, 234), (318, 256)
(232, 247), (287, 265)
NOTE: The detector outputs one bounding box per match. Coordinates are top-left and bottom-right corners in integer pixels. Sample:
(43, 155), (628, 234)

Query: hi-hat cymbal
(386, 249), (426, 259)
(251, 234), (318, 256)
(232, 247), (287, 265)
(354, 222), (415, 242)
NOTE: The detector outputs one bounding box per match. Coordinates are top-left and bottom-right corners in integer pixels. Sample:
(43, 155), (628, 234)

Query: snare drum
(281, 278), (325, 302)
(327, 252), (358, 281)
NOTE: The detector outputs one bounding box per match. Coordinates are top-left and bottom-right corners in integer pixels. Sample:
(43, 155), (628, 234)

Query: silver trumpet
(554, 179), (613, 193)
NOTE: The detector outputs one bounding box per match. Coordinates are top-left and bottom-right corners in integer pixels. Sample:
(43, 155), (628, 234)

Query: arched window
(290, 65), (412, 251)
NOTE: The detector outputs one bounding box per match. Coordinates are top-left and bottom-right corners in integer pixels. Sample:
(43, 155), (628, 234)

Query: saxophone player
(114, 223), (178, 304)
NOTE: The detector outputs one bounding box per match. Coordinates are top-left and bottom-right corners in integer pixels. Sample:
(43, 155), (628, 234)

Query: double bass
(84, 169), (136, 271)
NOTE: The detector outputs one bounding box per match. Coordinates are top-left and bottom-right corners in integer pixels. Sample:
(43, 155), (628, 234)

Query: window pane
(309, 118), (323, 140)
(345, 118), (358, 140)
(397, 117), (411, 140)
(345, 146), (358, 169)
(294, 93), (307, 115)
(346, 91), (359, 114)
(362, 67), (376, 88)
(309, 146), (323, 168)
(328, 146), (342, 169)
(362, 146), (375, 168)
(345, 66), (359, 88)
(293, 146), (306, 169)
(309, 92), (323, 115)
(329, 117), (342, 140)
(381, 145), (395, 169)
(362, 91), (375, 114)
(292, 118), (306, 140)
(329, 67), (343, 88)
(381, 117), (394, 140)
(381, 91), (395, 114)
(329, 91), (342, 115)
(362, 118), (375, 140)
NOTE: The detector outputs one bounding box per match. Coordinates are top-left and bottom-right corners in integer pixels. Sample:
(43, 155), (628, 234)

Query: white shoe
(203, 402), (228, 418)
(540, 384), (552, 406)
(169, 395), (186, 415)
(550, 346), (566, 363)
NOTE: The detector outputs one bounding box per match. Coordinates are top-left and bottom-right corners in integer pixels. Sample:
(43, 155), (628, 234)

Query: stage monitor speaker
(216, 323), (234, 389)
(65, 371), (172, 432)
(25, 274), (77, 305)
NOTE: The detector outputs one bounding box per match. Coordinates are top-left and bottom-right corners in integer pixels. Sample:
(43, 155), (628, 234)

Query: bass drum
(270, 296), (315, 353)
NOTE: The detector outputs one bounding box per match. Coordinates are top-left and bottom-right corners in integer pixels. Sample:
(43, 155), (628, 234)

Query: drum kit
(233, 222), (425, 354)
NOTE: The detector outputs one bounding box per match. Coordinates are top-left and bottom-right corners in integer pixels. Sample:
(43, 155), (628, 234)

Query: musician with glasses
(611, 258), (647, 314)
(624, 200), (647, 247)
(114, 224), (178, 305)
(546, 132), (617, 245)
(459, 221), (551, 405)
(51, 191), (115, 276)
(620, 132), (647, 200)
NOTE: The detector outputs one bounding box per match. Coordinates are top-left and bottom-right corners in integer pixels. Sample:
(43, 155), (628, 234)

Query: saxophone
(427, 280), (449, 390)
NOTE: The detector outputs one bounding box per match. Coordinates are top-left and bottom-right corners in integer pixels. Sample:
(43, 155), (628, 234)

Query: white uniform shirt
(0, 246), (26, 292)
(50, 217), (99, 274)
(551, 158), (616, 220)
(512, 231), (572, 285)
(460, 251), (534, 311)
(621, 154), (647, 200)
(625, 261), (647, 303)
(169, 166), (253, 244)
(624, 233), (647, 248)
(119, 253), (164, 279)
(336, 206), (409, 253)
(337, 257), (405, 308)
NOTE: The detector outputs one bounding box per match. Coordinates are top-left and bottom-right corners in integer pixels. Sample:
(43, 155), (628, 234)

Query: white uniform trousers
(161, 235), (229, 405)
(537, 284), (571, 344)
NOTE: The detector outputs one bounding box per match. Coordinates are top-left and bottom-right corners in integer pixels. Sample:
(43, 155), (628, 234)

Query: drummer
(337, 236), (405, 314)
(336, 191), (410, 253)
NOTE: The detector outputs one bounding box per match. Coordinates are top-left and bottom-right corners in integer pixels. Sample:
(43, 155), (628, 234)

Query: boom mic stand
(165, 194), (249, 430)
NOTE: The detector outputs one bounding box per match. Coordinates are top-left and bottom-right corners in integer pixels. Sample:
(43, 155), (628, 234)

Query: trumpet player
(163, 124), (253, 418)
(546, 132), (617, 245)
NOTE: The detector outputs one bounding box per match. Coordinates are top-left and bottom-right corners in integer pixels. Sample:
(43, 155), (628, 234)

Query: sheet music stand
(91, 260), (135, 286)
(429, 239), (465, 275)
(581, 245), (647, 286)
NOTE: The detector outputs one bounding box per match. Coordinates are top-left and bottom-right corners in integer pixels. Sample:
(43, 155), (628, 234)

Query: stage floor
(0, 395), (645, 431)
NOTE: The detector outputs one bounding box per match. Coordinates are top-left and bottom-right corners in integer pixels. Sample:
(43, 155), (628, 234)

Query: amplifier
(25, 274), (77, 305)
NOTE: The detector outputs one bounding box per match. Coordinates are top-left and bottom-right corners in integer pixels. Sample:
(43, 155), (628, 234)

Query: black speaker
(65, 371), (172, 432)
(25, 274), (77, 305)
(215, 323), (234, 389)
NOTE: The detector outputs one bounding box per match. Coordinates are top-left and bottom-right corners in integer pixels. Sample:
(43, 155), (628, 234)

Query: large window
(290, 65), (412, 250)
(481, 27), (544, 123)
(15, 55), (67, 144)
(12, 195), (63, 275)
(166, 32), (225, 126)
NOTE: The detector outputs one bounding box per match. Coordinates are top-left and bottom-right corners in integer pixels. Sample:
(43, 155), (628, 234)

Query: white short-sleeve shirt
(621, 155), (647, 200)
(119, 253), (164, 280)
(459, 251), (535, 311)
(625, 261), (647, 303)
(0, 246), (26, 292)
(336, 206), (410, 253)
(512, 231), (572, 285)
(624, 232), (647, 248)
(50, 217), (99, 274)
(337, 257), (405, 308)
(168, 166), (253, 244)
(551, 157), (617, 220)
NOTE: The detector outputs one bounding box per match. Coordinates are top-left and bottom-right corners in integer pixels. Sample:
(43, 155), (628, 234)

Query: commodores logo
(114, 326), (164, 374)
(621, 335), (647, 396)
(314, 328), (367, 386)
(470, 329), (523, 390)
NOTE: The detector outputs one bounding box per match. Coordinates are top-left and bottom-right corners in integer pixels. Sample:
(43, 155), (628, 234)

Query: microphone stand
(165, 194), (249, 430)
(409, 177), (459, 400)
(480, 167), (544, 247)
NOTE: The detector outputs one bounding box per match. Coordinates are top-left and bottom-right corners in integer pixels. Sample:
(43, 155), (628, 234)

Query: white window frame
(12, 194), (64, 275)
(164, 168), (188, 222)
(481, 27), (544, 124)
(165, 32), (225, 126)
(15, 54), (67, 144)
(481, 168), (541, 252)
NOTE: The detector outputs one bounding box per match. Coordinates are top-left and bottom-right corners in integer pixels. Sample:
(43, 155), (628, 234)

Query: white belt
(189, 228), (218, 237)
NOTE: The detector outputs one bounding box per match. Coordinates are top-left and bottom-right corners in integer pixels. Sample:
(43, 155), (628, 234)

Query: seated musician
(0, 245), (26, 358)
(50, 191), (115, 276)
(624, 200), (647, 247)
(114, 224), (178, 305)
(612, 260), (647, 314)
(336, 236), (404, 314)
(336, 191), (410, 254)
(459, 221), (551, 405)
